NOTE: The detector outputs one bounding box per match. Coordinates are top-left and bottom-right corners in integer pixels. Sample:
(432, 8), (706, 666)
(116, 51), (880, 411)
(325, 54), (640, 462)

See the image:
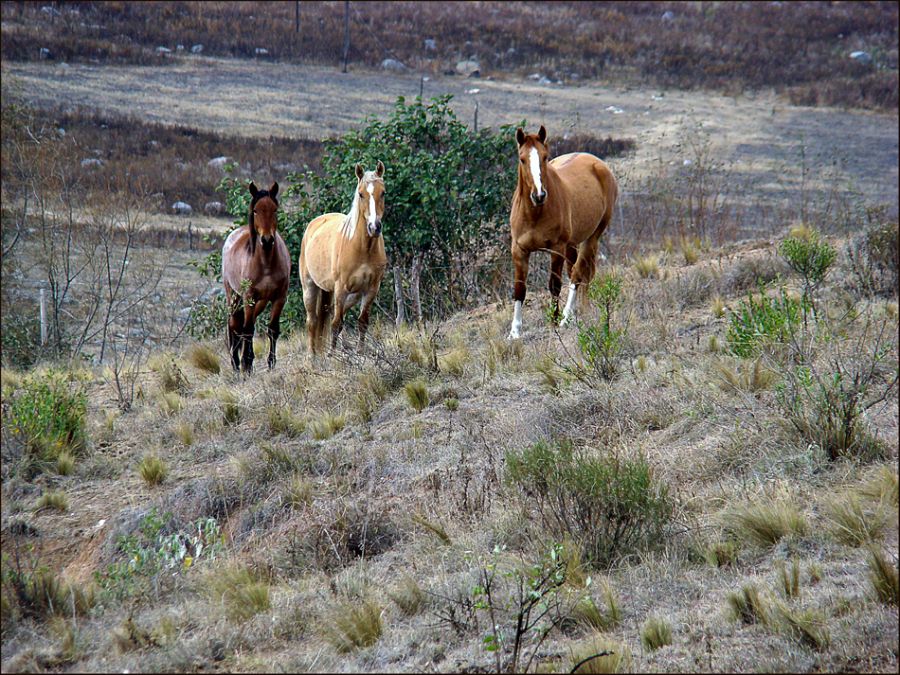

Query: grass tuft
(641, 614), (673, 651)
(711, 295), (726, 318)
(388, 576), (426, 616)
(267, 407), (306, 438)
(404, 379), (430, 412)
(187, 344), (221, 375)
(321, 598), (384, 653)
(680, 236), (700, 265)
(726, 584), (770, 625)
(634, 253), (660, 279)
(705, 540), (738, 568)
(723, 500), (807, 548)
(439, 347), (470, 376)
(56, 451), (75, 476)
(569, 632), (631, 674)
(866, 546), (899, 605)
(310, 412), (345, 440)
(218, 389), (240, 426)
(35, 490), (68, 512)
(857, 465), (899, 507)
(206, 566), (271, 623)
(175, 421), (194, 446)
(411, 513), (451, 544)
(773, 601), (830, 650)
(138, 455), (168, 486)
(824, 492), (888, 547)
(776, 558), (801, 599)
(283, 475), (314, 509)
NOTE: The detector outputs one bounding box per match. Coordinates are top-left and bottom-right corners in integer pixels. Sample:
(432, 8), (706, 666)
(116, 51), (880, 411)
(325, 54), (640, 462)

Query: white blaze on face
(366, 183), (377, 229)
(529, 147), (543, 198)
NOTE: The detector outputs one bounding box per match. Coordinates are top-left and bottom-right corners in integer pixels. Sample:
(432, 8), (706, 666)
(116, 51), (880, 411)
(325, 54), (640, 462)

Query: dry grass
(283, 475), (314, 509)
(680, 236), (700, 265)
(174, 421), (194, 446)
(411, 513), (451, 545)
(387, 576), (426, 616)
(138, 455), (168, 486)
(321, 598), (384, 653)
(310, 412), (345, 440)
(205, 566), (271, 623)
(776, 558), (801, 599)
(404, 379), (430, 413)
(641, 614), (673, 651)
(217, 389), (241, 426)
(705, 540), (738, 568)
(438, 347), (470, 377)
(772, 602), (830, 651)
(715, 357), (778, 394)
(867, 546), (899, 606)
(266, 408), (305, 438)
(55, 451), (75, 476)
(187, 344), (221, 375)
(634, 254), (661, 279)
(726, 584), (770, 626)
(823, 492), (889, 547)
(857, 465), (899, 507)
(723, 500), (807, 548)
(35, 490), (68, 512)
(711, 295), (726, 318)
(568, 632), (632, 674)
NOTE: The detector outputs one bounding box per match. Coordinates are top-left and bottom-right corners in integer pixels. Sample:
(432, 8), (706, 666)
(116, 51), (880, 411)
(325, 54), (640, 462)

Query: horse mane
(341, 171), (382, 239)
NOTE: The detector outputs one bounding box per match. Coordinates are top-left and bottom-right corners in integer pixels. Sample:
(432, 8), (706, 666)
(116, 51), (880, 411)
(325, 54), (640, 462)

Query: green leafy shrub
(5, 369), (88, 474)
(779, 231), (836, 297)
(577, 273), (627, 381)
(506, 439), (672, 567)
(726, 288), (806, 358)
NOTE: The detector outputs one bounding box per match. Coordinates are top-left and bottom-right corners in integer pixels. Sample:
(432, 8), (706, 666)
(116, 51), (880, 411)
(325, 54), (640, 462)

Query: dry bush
(823, 493), (889, 547)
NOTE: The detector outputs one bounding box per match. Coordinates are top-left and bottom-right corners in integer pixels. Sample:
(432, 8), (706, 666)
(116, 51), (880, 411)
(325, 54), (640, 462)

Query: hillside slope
(2, 232), (897, 673)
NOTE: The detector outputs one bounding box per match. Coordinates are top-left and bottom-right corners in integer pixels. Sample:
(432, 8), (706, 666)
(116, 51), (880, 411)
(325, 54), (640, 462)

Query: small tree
(779, 230), (836, 324)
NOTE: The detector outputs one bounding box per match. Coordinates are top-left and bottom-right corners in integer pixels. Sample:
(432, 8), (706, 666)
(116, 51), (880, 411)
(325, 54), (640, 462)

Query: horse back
(222, 226), (250, 292)
(300, 213), (344, 290)
(552, 152), (617, 234)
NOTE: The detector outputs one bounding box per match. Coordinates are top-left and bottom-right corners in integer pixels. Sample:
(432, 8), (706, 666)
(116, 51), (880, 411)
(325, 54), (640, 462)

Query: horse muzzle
(367, 219), (382, 237)
(261, 234), (276, 250)
(530, 190), (547, 206)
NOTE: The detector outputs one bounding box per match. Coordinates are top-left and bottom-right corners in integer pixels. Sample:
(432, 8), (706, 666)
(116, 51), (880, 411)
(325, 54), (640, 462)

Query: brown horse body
(299, 162), (387, 354)
(508, 126), (618, 339)
(222, 182), (291, 372)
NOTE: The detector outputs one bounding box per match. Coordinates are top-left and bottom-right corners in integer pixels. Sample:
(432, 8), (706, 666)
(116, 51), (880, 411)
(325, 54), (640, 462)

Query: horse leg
(330, 285), (347, 351)
(227, 299), (244, 372)
(357, 289), (378, 352)
(318, 290), (333, 354)
(563, 232), (603, 326)
(508, 244), (530, 340)
(548, 245), (566, 325)
(240, 298), (262, 374)
(302, 280), (320, 356)
(267, 296), (286, 370)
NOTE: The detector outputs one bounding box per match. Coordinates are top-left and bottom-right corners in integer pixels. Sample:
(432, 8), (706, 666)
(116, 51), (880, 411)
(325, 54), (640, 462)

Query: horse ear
(515, 127), (526, 146)
(269, 182), (279, 199)
(355, 163), (364, 180)
(538, 125), (547, 144)
(376, 160), (385, 177)
(249, 182), (259, 198)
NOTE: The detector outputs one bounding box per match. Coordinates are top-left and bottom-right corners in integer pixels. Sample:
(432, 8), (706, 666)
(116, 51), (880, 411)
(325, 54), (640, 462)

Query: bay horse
(507, 125), (618, 339)
(299, 161), (387, 355)
(221, 181), (291, 372)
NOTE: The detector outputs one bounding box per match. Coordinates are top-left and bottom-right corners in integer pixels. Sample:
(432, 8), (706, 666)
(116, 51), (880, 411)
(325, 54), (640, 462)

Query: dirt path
(4, 56), (898, 210)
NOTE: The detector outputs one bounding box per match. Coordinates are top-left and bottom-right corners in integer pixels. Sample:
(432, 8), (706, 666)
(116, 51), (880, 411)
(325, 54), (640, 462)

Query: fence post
(40, 288), (48, 345)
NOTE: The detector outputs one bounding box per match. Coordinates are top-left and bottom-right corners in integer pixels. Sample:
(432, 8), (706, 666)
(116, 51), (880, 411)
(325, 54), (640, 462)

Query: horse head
(248, 181), (280, 251)
(355, 161), (386, 237)
(515, 125), (550, 206)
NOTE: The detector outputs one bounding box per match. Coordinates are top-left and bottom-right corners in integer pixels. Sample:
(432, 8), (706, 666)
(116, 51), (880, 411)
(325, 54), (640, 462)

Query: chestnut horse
(299, 161), (387, 355)
(222, 181), (291, 372)
(507, 125), (618, 339)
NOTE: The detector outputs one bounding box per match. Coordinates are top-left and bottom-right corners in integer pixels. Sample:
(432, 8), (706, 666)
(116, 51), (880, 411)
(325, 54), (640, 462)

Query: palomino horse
(221, 181), (291, 372)
(507, 125), (618, 339)
(299, 161), (387, 354)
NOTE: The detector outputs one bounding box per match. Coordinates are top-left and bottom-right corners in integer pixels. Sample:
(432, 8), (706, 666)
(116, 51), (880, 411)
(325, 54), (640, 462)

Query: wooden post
(295, 0), (300, 33)
(188, 221), (193, 250)
(393, 266), (406, 326)
(40, 288), (47, 345)
(341, 0), (350, 73)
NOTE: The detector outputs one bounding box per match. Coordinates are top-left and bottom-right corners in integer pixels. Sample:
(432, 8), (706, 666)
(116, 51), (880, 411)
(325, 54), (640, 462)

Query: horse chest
(515, 228), (561, 253)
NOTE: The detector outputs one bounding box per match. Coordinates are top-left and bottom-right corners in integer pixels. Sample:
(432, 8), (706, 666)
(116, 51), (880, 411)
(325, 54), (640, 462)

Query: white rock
(381, 58), (407, 72)
(255, 47), (269, 56)
(204, 201), (225, 215)
(207, 156), (231, 170)
(156, 46), (171, 54)
(172, 201), (193, 215)
(191, 44), (203, 54)
(849, 51), (872, 64)
(455, 60), (480, 77)
(424, 38), (436, 51)
(661, 10), (675, 21)
(80, 158), (104, 168)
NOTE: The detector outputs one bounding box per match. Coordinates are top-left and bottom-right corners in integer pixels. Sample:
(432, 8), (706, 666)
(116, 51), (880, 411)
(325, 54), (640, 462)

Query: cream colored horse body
(299, 162), (387, 353)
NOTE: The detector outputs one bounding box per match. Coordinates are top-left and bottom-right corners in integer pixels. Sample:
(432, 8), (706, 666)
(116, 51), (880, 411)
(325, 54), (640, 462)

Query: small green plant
(321, 598), (384, 652)
(35, 490), (68, 512)
(6, 369), (88, 471)
(187, 344), (221, 375)
(138, 455), (168, 486)
(726, 288), (806, 358)
(506, 439), (672, 567)
(705, 540), (738, 568)
(577, 272), (627, 381)
(404, 379), (430, 412)
(641, 614), (673, 651)
(722, 500), (807, 548)
(866, 545), (899, 605)
(779, 230), (836, 320)
(310, 412), (345, 440)
(439, 347), (470, 376)
(726, 583), (770, 625)
(776, 558), (801, 599)
(444, 396), (459, 411)
(1, 561), (96, 621)
(159, 391), (183, 416)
